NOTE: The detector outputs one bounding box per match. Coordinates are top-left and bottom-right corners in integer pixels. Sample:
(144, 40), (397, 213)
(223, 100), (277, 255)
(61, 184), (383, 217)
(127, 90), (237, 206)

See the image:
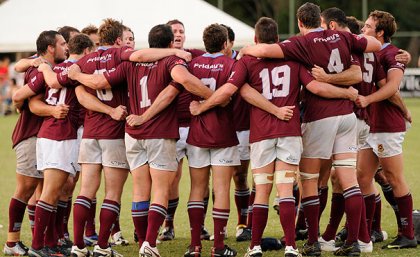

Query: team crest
(378, 144), (384, 153)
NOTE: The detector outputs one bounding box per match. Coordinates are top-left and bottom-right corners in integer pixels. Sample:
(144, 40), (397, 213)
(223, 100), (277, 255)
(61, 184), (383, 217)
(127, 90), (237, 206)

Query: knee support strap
(253, 173), (274, 185)
(275, 170), (296, 184)
(300, 172), (319, 181)
(332, 158), (356, 169)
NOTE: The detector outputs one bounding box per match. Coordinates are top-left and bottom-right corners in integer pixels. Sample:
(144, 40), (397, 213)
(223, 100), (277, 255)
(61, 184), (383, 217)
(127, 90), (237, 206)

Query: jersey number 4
(259, 65), (291, 100)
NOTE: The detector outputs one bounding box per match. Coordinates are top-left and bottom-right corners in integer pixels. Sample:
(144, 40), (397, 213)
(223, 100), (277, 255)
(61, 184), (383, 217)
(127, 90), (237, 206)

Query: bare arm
(14, 57), (46, 73)
(38, 63), (62, 89)
(68, 64), (110, 90)
(126, 85), (180, 127)
(311, 64), (362, 85)
(75, 85), (127, 120)
(239, 83), (294, 121)
(129, 48), (192, 63)
(356, 69), (402, 107)
(189, 83), (238, 116)
(28, 93), (69, 119)
(395, 49), (411, 65)
(239, 43), (284, 59)
(363, 35), (381, 52)
(388, 91), (411, 122)
(170, 65), (213, 99)
(12, 84), (36, 110)
(306, 80), (358, 100)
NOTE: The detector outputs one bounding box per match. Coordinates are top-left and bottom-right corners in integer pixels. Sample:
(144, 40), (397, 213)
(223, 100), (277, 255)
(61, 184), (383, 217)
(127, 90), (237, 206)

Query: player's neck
(40, 54), (55, 66)
(68, 54), (83, 61)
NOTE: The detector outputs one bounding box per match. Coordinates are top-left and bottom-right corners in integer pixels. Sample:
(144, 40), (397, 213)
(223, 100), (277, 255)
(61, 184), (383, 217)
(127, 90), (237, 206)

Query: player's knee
(253, 173), (274, 185)
(275, 170), (296, 184)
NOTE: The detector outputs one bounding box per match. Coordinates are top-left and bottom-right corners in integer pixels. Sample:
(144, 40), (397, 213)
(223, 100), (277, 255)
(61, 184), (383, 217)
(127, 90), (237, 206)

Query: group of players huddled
(4, 2), (416, 257)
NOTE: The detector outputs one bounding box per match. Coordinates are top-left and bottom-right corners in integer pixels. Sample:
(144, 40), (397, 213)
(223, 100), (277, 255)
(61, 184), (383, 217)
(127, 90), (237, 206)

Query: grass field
(1, 98), (420, 257)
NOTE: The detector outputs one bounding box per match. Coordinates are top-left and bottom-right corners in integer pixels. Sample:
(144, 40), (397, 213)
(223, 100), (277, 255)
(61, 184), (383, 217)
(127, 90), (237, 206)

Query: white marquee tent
(0, 0), (255, 53)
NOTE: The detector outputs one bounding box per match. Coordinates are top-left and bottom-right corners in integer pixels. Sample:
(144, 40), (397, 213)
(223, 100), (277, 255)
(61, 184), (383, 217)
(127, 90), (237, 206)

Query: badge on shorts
(378, 144), (384, 153)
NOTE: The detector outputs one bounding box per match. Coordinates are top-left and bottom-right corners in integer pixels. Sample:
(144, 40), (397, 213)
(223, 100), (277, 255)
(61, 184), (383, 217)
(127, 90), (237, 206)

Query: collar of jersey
(381, 42), (390, 50)
(65, 59), (77, 63)
(308, 27), (324, 34)
(203, 53), (224, 58)
(97, 46), (111, 51)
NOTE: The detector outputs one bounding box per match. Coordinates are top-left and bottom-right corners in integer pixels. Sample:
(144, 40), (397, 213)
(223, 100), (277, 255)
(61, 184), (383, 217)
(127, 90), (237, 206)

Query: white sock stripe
(102, 203), (120, 212)
(253, 204), (269, 209)
(150, 207), (167, 217)
(363, 193), (375, 199)
(132, 210), (148, 217)
(301, 199), (320, 207)
(168, 202), (179, 208)
(279, 197), (295, 203)
(75, 199), (91, 209)
(344, 188), (362, 198)
(382, 185), (393, 192)
(188, 205), (205, 210)
(12, 197), (28, 205)
(375, 195), (381, 202)
(36, 201), (55, 212)
(27, 209), (35, 215)
(57, 201), (68, 208)
(150, 204), (167, 213)
(187, 202), (205, 207)
(101, 205), (120, 214)
(92, 198), (97, 204)
(213, 214), (230, 220)
(234, 190), (250, 196)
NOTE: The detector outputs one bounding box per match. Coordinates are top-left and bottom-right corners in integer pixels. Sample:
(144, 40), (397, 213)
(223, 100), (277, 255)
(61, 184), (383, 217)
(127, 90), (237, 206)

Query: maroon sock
(358, 196), (371, 243)
(32, 201), (54, 250)
(213, 208), (229, 250)
(372, 194), (382, 232)
(293, 184), (300, 210)
(132, 201), (149, 247)
(45, 208), (58, 248)
(202, 196), (209, 228)
(8, 198), (27, 236)
(97, 199), (120, 249)
(234, 189), (250, 226)
(164, 197), (179, 228)
(63, 197), (72, 236)
(296, 205), (306, 231)
(27, 204), (36, 236)
(363, 194), (376, 235)
(73, 196), (92, 249)
(250, 204), (268, 249)
(85, 197), (97, 237)
(322, 193), (345, 241)
(302, 196), (320, 245)
(146, 204), (167, 247)
(343, 187), (363, 244)
(395, 193), (415, 239)
(56, 201), (67, 239)
(188, 201), (204, 247)
(318, 186), (329, 221)
(381, 184), (401, 231)
(247, 187), (256, 228)
(111, 215), (121, 235)
(279, 198), (296, 248)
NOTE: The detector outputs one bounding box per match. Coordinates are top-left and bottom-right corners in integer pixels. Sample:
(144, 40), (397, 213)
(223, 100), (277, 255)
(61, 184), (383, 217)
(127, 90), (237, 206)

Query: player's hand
(175, 50), (192, 62)
(395, 49), (411, 65)
(109, 105), (128, 121)
(311, 65), (329, 82)
(68, 64), (81, 80)
(37, 63), (50, 73)
(52, 104), (69, 119)
(30, 57), (46, 68)
(189, 100), (202, 116)
(347, 86), (358, 101)
(126, 114), (145, 127)
(355, 95), (370, 108)
(238, 44), (252, 60)
(275, 105), (295, 121)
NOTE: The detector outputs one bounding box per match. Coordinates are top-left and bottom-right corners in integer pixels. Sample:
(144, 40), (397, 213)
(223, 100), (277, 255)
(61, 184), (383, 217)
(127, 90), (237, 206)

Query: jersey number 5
(260, 65), (291, 100)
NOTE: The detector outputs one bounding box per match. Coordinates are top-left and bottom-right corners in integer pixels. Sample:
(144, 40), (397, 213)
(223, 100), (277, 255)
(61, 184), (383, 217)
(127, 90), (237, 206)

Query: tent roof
(0, 0), (255, 53)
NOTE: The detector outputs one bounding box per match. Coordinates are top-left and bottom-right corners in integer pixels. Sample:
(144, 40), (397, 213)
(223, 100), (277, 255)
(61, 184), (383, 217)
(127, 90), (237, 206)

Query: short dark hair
(202, 24), (227, 54)
(99, 18), (125, 46)
(148, 24), (173, 48)
(166, 19), (184, 27)
(296, 2), (321, 29)
(221, 24), (235, 42)
(255, 17), (279, 44)
(369, 10), (397, 43)
(346, 16), (363, 34)
(36, 30), (61, 56)
(321, 7), (347, 29)
(57, 26), (80, 42)
(68, 34), (94, 55)
(81, 25), (98, 35)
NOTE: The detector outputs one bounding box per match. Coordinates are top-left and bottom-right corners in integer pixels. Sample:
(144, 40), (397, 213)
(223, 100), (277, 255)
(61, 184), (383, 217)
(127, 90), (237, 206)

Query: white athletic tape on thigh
(332, 158), (356, 169)
(300, 172), (319, 180)
(275, 170), (296, 184)
(253, 173), (274, 185)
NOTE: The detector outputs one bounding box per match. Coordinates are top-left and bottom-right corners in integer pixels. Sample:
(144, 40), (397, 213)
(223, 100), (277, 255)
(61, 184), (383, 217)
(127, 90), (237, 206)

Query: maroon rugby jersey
(369, 43), (406, 133)
(177, 48), (205, 127)
(76, 46), (133, 139)
(353, 53), (386, 123)
(186, 53), (238, 148)
(37, 60), (80, 140)
(229, 56), (313, 143)
(232, 93), (250, 131)
(11, 67), (45, 148)
(279, 29), (367, 122)
(105, 56), (186, 140)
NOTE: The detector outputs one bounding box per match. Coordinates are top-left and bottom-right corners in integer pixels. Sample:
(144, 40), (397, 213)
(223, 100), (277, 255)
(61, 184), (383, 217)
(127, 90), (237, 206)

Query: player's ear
(169, 41), (174, 48)
(376, 29), (384, 39)
(254, 35), (258, 44)
(115, 37), (123, 46)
